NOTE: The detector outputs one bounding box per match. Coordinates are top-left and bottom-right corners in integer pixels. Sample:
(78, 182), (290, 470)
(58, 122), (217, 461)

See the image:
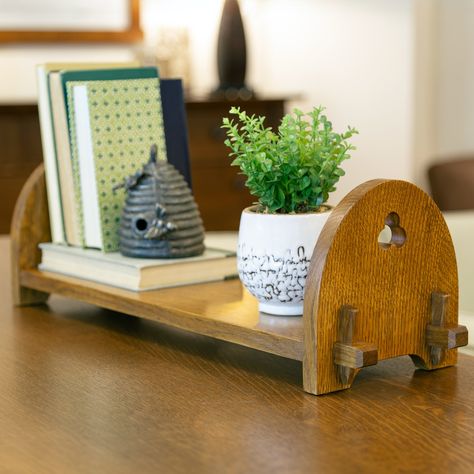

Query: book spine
(160, 79), (192, 188)
(36, 66), (66, 244)
(49, 73), (82, 246)
(73, 85), (103, 249)
(66, 81), (86, 247)
(39, 262), (139, 291)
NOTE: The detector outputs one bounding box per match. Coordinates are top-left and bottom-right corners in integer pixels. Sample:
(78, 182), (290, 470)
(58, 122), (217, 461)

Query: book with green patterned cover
(66, 75), (167, 251)
(60, 67), (160, 108)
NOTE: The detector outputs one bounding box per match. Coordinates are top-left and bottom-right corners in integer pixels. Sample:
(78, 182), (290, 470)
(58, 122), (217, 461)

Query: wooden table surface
(1, 236), (474, 474)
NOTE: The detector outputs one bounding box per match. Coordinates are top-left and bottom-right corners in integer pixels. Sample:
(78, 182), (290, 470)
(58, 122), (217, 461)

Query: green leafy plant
(222, 106), (358, 213)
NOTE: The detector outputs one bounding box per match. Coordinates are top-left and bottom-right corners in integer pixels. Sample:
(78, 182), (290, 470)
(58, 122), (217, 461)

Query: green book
(60, 67), (160, 107)
(66, 74), (167, 251)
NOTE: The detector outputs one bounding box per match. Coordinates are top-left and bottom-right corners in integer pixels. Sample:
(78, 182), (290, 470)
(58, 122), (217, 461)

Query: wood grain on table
(1, 236), (474, 474)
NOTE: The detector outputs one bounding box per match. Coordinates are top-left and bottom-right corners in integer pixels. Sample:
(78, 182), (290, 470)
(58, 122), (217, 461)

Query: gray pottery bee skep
(114, 145), (205, 258)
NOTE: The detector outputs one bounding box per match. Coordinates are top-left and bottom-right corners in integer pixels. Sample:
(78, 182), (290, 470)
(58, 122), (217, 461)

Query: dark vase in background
(212, 0), (254, 100)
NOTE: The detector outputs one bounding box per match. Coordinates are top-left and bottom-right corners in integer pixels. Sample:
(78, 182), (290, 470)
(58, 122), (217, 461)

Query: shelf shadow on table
(26, 295), (303, 389)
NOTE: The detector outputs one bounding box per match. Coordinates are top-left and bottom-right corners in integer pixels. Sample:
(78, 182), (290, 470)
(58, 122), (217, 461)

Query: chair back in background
(428, 157), (474, 211)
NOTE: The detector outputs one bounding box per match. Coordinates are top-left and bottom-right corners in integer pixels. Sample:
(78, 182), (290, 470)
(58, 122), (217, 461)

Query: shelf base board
(20, 269), (304, 362)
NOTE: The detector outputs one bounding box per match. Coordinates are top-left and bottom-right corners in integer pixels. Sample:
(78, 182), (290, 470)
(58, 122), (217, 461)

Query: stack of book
(37, 63), (192, 251)
(39, 234), (237, 291)
(36, 63), (237, 290)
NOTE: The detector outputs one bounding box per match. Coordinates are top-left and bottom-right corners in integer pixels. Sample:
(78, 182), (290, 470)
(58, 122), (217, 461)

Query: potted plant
(222, 106), (358, 315)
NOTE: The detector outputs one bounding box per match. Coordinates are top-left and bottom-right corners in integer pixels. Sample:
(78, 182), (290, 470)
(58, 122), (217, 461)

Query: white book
(39, 241), (237, 291)
(36, 65), (66, 244)
(72, 84), (102, 248)
(49, 72), (82, 246)
(36, 61), (140, 246)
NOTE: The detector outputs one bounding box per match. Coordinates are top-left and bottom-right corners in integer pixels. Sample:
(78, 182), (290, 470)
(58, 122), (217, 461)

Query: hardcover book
(66, 72), (167, 251)
(36, 62), (139, 244)
(37, 65), (65, 244)
(49, 71), (82, 246)
(159, 79), (191, 187)
(39, 242), (237, 291)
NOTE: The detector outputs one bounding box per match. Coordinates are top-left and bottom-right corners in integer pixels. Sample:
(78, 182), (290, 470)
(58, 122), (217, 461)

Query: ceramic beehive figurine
(114, 145), (205, 258)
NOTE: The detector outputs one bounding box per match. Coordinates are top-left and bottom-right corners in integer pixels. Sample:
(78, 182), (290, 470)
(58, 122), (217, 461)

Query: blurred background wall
(0, 0), (471, 204)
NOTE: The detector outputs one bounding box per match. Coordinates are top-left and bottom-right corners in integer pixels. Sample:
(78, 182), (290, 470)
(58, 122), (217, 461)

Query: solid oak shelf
(11, 165), (468, 395)
(20, 268), (304, 361)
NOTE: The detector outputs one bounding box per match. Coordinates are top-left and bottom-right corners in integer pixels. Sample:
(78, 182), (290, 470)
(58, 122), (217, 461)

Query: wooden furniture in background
(0, 105), (43, 234)
(11, 169), (468, 395)
(0, 0), (142, 43)
(0, 98), (285, 234)
(2, 235), (474, 473)
(186, 97), (285, 230)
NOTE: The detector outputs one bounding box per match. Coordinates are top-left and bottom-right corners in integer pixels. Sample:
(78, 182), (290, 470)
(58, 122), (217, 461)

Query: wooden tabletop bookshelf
(11, 165), (469, 395)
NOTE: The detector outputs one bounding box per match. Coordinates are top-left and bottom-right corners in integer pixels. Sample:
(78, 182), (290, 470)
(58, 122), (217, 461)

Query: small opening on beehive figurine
(378, 212), (406, 249)
(135, 218), (148, 231)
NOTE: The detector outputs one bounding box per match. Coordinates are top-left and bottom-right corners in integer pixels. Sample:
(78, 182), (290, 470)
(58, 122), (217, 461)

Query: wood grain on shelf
(303, 179), (465, 395)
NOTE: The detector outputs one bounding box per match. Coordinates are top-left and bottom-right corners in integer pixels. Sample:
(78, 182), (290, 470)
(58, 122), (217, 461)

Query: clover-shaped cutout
(378, 212), (406, 249)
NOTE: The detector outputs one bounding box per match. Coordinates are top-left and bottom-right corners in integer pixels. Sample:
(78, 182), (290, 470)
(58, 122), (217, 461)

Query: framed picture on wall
(0, 0), (142, 43)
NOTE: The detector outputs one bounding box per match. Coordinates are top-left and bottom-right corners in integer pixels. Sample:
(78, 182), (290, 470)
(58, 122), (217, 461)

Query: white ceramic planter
(237, 206), (332, 316)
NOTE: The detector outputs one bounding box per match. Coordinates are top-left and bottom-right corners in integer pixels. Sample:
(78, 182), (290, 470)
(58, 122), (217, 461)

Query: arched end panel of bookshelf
(11, 164), (51, 305)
